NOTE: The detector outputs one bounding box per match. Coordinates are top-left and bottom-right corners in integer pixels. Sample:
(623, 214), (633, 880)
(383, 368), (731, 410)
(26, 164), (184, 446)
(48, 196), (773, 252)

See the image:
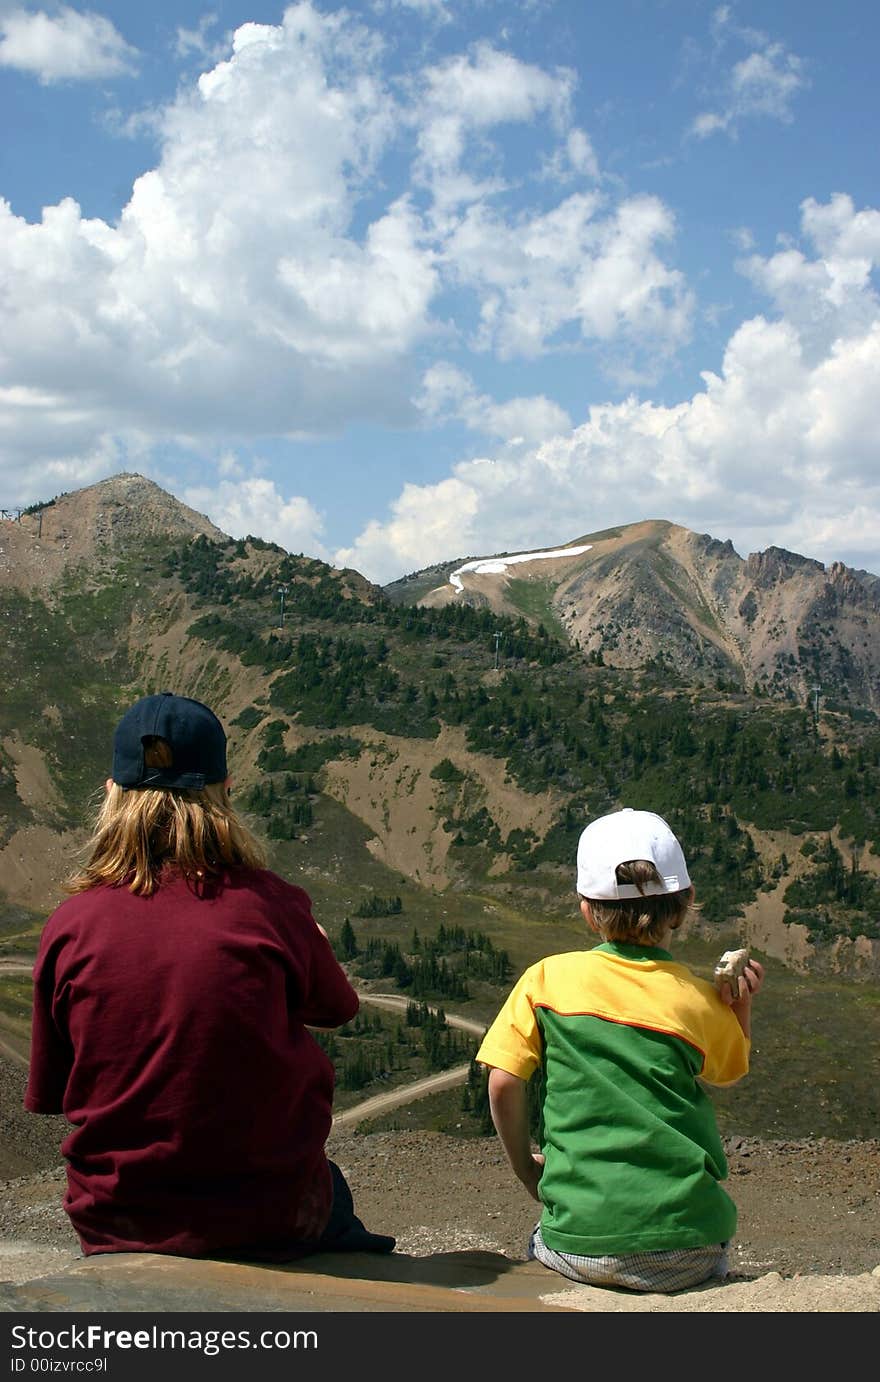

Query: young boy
(25, 691), (394, 1261)
(476, 807), (763, 1293)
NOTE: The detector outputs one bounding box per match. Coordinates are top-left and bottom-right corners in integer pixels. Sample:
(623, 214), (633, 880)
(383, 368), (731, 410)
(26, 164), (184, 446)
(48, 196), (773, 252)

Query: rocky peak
(827, 560), (878, 608)
(22, 473), (228, 550)
(746, 546), (826, 586)
(0, 473), (230, 597)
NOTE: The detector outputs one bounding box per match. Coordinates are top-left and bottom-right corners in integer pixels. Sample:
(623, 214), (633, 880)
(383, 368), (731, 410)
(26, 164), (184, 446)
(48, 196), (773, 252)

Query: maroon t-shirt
(25, 868), (358, 1257)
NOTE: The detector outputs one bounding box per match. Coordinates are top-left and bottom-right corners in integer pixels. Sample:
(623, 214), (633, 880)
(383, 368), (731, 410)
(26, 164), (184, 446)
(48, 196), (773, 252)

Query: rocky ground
(328, 1129), (880, 1279)
(2, 1052), (879, 1311)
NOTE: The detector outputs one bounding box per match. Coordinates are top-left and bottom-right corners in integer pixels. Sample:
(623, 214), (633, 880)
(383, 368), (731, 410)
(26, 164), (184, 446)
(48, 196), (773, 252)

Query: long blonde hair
(67, 738), (267, 896)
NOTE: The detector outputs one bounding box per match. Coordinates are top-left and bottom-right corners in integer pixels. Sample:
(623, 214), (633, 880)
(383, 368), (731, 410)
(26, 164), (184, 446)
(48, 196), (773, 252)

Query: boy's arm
(702, 956), (766, 1087)
(486, 1066), (544, 1203)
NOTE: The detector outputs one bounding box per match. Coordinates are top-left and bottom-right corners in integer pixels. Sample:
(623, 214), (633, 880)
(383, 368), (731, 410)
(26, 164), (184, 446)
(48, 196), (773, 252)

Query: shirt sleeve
(475, 964), (543, 1080)
(24, 934), (73, 1115)
(276, 883), (358, 1028)
(699, 1005), (751, 1087)
(298, 921), (360, 1028)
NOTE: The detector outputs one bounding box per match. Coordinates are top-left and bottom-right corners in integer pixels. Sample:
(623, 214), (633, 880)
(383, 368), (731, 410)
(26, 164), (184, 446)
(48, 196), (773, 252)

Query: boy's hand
(722, 956), (764, 1006)
(520, 1152), (545, 1203)
(723, 957), (764, 1041)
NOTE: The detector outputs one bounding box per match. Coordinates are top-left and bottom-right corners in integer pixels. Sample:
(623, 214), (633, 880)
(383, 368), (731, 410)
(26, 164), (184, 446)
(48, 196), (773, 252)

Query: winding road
(332, 991), (487, 1130)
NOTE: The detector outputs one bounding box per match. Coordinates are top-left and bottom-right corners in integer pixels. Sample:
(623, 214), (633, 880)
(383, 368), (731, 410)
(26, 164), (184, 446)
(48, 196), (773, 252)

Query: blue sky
(2, 0), (878, 583)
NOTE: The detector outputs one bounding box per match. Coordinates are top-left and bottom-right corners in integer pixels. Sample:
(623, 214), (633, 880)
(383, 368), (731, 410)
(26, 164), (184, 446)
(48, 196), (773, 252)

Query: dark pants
(315, 1160), (396, 1254)
(222, 1159), (395, 1264)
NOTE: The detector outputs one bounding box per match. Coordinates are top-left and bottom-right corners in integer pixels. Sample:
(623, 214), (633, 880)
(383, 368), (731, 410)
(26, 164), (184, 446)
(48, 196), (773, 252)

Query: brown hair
(581, 859), (693, 946)
(66, 737), (267, 896)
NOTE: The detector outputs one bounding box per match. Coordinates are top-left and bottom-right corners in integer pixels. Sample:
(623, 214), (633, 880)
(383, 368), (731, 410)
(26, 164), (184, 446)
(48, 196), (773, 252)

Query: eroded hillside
(1, 476), (878, 985)
(397, 520), (880, 713)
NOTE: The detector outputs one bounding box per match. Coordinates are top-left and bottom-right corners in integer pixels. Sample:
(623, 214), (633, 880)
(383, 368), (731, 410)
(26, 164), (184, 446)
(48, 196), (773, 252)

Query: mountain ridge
(1, 473), (878, 990)
(386, 518), (880, 714)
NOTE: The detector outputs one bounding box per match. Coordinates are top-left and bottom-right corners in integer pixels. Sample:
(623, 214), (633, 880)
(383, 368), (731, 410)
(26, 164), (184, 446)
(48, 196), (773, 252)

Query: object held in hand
(714, 947), (750, 999)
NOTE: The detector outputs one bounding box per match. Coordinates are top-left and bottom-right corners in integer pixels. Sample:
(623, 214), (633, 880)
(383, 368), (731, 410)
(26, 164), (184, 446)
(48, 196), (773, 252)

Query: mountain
(385, 520), (880, 715)
(1, 474), (879, 995)
(2, 473), (227, 595)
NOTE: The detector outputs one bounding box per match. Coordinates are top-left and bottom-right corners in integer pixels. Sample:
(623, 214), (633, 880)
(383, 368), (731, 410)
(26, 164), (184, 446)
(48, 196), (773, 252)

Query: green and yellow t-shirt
(476, 942), (750, 1256)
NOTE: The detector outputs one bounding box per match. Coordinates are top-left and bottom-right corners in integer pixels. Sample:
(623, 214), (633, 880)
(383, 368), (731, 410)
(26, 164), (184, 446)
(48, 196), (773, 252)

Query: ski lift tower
(810, 684), (821, 724)
(493, 631), (502, 670)
(277, 583), (289, 630)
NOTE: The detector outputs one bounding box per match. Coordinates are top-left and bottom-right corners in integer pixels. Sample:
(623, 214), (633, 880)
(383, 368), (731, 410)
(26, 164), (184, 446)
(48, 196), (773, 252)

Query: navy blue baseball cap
(112, 692), (228, 790)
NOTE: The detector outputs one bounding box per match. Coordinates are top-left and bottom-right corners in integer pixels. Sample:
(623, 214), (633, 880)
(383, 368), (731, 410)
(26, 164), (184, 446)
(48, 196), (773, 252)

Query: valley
(1, 473), (878, 1155)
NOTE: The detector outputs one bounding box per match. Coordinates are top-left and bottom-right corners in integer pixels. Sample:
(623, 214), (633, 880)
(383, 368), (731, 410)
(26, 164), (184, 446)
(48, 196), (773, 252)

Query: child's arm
(25, 938), (73, 1115)
(298, 917), (360, 1030)
(487, 1066), (544, 1203)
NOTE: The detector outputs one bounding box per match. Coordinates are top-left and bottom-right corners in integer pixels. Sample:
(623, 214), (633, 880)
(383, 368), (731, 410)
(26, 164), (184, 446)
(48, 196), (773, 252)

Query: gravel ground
(326, 1128), (880, 1280)
(3, 1053), (879, 1309)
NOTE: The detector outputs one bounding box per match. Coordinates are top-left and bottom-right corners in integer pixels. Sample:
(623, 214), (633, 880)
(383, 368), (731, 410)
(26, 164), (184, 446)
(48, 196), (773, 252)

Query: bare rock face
(401, 520), (880, 712)
(746, 546), (826, 586)
(0, 473), (228, 597)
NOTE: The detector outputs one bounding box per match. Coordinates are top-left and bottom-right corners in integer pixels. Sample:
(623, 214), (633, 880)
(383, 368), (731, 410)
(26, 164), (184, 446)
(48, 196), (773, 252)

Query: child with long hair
(25, 691), (394, 1260)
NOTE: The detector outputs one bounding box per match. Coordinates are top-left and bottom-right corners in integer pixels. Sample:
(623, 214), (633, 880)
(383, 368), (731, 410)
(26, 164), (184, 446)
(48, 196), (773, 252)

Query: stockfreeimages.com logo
(11, 1324), (317, 1359)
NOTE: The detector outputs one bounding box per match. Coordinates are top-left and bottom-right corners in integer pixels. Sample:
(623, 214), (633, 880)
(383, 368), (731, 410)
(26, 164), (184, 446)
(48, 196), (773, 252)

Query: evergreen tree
(338, 917), (358, 959)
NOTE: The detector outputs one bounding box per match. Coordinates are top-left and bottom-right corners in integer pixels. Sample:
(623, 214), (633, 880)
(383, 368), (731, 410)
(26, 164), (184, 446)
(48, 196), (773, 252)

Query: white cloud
(738, 194), (880, 358)
(421, 41), (572, 138)
(0, 5), (137, 83)
(413, 42), (576, 214)
(730, 46), (804, 121)
(335, 475), (482, 578)
(0, 4), (429, 499)
(417, 363), (571, 443)
(175, 12), (227, 65)
(537, 126), (601, 187)
(0, 1), (688, 505)
(338, 195), (880, 583)
(445, 192), (693, 361)
(565, 127), (599, 180)
(690, 11), (806, 140)
(182, 477), (331, 560)
(216, 451), (243, 478)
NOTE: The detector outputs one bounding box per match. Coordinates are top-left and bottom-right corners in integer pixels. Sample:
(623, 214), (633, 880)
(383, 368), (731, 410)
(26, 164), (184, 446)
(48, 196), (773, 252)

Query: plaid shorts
(528, 1224), (729, 1294)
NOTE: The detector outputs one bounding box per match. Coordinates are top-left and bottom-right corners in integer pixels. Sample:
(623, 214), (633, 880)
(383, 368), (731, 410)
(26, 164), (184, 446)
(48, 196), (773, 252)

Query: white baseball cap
(576, 808), (691, 900)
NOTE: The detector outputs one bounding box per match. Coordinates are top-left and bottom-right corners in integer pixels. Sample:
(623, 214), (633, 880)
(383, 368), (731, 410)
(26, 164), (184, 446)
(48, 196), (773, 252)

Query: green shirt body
(476, 941), (750, 1256)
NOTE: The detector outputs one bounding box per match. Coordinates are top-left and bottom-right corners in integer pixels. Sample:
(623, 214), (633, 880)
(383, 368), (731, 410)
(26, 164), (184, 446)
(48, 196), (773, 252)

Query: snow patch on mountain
(449, 544), (593, 593)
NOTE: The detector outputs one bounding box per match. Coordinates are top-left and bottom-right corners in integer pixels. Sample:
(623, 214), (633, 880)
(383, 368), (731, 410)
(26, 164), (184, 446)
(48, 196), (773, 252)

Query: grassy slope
(2, 529), (878, 1142)
(344, 937), (880, 1143)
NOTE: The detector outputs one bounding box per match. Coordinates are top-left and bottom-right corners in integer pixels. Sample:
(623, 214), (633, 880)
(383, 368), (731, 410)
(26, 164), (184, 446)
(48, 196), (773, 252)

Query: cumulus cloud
(335, 474), (482, 578)
(0, 5), (137, 83)
(445, 192), (693, 362)
(412, 41), (576, 214)
(0, 5), (429, 499)
(417, 363), (571, 442)
(181, 476), (331, 560)
(738, 194), (880, 355)
(690, 8), (806, 140)
(337, 195), (880, 583)
(0, 0), (688, 506)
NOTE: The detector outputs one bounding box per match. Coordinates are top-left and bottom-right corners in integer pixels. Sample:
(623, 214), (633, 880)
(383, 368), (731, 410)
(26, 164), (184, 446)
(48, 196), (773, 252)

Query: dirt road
(358, 990), (486, 1036)
(332, 1063), (470, 1129)
(332, 992), (481, 1129)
